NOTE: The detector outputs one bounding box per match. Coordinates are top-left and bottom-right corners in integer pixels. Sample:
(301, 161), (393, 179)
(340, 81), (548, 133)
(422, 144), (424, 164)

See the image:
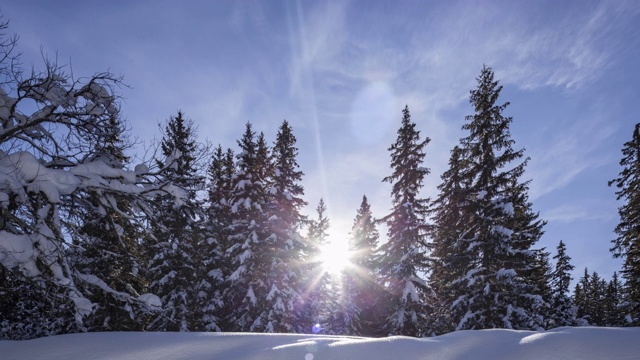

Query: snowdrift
(1, 326), (638, 360)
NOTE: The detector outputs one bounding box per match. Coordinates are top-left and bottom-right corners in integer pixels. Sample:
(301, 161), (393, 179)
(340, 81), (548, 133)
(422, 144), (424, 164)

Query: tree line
(1, 18), (638, 340)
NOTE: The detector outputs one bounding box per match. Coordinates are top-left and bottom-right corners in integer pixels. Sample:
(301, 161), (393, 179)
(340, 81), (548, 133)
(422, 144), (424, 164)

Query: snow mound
(1, 327), (639, 360)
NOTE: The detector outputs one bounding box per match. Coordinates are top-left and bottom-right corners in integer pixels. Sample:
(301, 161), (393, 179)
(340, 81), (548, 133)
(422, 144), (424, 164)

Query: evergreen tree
(301, 198), (333, 334)
(589, 272), (607, 326)
(604, 272), (625, 326)
(530, 248), (553, 328)
(253, 120), (307, 332)
(224, 123), (273, 332)
(342, 195), (382, 336)
(378, 105), (433, 337)
(201, 145), (236, 331)
(430, 145), (472, 334)
(69, 116), (150, 331)
(147, 111), (205, 331)
(574, 268), (591, 324)
(549, 240), (576, 327)
(573, 268), (609, 326)
(444, 66), (546, 331)
(609, 122), (640, 325)
(0, 19), (170, 338)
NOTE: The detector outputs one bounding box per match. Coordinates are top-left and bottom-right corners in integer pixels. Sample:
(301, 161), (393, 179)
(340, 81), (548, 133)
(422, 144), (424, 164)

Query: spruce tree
(573, 268), (609, 326)
(549, 240), (576, 327)
(530, 248), (553, 328)
(224, 123), (274, 332)
(604, 272), (625, 326)
(69, 116), (150, 331)
(378, 105), (433, 337)
(343, 195), (382, 336)
(201, 145), (235, 331)
(589, 272), (607, 326)
(147, 111), (204, 331)
(430, 145), (472, 334)
(444, 66), (546, 331)
(0, 20), (200, 337)
(256, 120), (307, 332)
(301, 198), (333, 334)
(609, 122), (640, 325)
(574, 268), (591, 324)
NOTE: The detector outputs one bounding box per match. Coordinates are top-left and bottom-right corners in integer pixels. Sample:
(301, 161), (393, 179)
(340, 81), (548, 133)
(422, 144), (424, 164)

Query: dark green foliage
(378, 105), (433, 337)
(68, 115), (153, 331)
(430, 146), (472, 334)
(604, 272), (626, 326)
(435, 66), (546, 331)
(343, 195), (384, 336)
(201, 145), (235, 331)
(147, 111), (205, 331)
(573, 269), (631, 327)
(255, 120), (307, 332)
(609, 123), (640, 325)
(549, 240), (576, 327)
(0, 271), (79, 339)
(224, 124), (274, 332)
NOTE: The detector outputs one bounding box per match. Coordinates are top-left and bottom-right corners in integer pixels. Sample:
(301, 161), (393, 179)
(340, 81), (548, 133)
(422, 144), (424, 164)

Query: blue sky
(4, 0), (640, 283)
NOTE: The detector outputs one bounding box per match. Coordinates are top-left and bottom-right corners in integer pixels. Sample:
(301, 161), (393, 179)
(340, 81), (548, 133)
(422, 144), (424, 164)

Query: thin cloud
(544, 203), (616, 224)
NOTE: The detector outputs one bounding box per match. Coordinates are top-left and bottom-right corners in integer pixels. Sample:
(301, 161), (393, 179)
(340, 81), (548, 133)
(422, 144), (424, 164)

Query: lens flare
(318, 239), (351, 274)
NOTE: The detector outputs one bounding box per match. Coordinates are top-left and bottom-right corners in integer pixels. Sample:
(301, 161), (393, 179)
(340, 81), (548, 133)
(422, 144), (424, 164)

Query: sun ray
(318, 238), (351, 275)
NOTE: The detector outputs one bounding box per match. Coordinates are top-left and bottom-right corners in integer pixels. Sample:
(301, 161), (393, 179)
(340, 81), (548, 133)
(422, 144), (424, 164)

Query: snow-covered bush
(0, 17), (178, 338)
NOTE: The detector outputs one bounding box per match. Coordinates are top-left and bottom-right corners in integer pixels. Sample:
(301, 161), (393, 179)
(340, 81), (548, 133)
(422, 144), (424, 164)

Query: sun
(318, 239), (351, 275)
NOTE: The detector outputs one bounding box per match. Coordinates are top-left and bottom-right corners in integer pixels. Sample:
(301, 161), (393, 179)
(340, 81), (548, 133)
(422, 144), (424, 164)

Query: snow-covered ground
(1, 327), (639, 360)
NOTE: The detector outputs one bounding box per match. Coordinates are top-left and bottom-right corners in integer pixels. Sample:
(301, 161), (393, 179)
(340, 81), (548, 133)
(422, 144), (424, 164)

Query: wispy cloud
(544, 203), (616, 224)
(527, 110), (617, 200)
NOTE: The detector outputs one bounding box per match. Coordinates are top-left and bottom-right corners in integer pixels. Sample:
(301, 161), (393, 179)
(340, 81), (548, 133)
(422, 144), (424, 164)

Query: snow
(1, 327), (639, 360)
(0, 232), (34, 270)
(138, 293), (162, 308)
(0, 151), (80, 203)
(496, 268), (517, 279)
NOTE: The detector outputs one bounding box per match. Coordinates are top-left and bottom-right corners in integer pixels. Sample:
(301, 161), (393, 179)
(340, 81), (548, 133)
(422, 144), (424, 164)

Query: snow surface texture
(1, 327), (638, 360)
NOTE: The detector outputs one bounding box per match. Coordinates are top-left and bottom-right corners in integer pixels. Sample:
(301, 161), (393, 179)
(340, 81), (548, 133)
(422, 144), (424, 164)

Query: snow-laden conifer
(201, 145), (235, 331)
(257, 120), (307, 333)
(342, 195), (382, 336)
(609, 122), (640, 325)
(442, 66), (546, 331)
(146, 112), (206, 331)
(549, 240), (576, 327)
(224, 124), (273, 332)
(378, 105), (434, 337)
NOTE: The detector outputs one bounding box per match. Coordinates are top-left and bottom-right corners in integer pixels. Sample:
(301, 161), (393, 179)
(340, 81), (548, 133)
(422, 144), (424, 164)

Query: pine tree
(549, 240), (576, 327)
(147, 111), (205, 331)
(378, 105), (433, 337)
(609, 122), (640, 325)
(443, 66), (546, 331)
(342, 195), (382, 336)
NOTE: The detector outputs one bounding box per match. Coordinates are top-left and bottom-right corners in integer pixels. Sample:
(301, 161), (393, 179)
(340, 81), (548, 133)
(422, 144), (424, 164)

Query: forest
(1, 16), (639, 340)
